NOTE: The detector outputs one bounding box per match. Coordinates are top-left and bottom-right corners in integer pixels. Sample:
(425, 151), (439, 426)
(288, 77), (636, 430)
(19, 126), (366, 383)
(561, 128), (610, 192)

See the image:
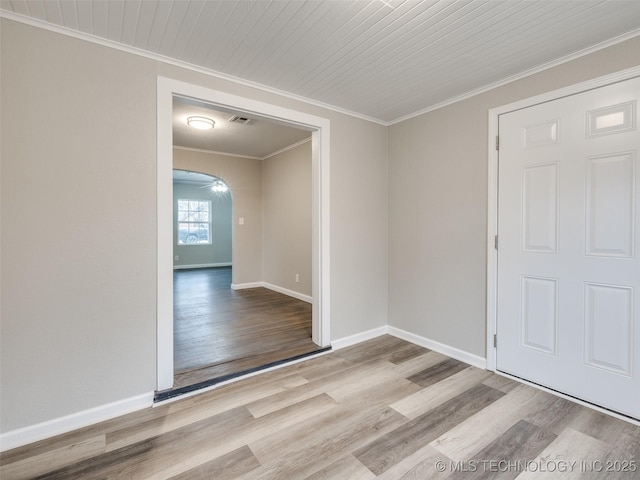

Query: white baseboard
(231, 281), (312, 303)
(0, 392), (154, 452)
(387, 326), (487, 369)
(330, 326), (486, 370)
(0, 329), (485, 452)
(173, 262), (231, 270)
(231, 282), (263, 290)
(331, 326), (389, 350)
(261, 282), (312, 303)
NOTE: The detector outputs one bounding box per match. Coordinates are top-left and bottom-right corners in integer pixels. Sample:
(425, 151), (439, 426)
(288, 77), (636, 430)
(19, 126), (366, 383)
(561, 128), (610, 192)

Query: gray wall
(1, 18), (388, 433)
(175, 141), (312, 296)
(388, 36), (640, 358)
(173, 181), (232, 268)
(263, 141), (312, 296)
(173, 149), (263, 285)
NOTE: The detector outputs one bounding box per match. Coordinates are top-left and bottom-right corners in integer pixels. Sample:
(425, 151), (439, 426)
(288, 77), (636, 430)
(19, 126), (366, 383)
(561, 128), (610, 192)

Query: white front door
(497, 76), (640, 419)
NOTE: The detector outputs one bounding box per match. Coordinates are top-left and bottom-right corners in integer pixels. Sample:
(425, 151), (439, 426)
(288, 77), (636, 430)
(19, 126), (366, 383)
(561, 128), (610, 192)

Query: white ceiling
(2, 1), (640, 124)
(173, 96), (311, 159)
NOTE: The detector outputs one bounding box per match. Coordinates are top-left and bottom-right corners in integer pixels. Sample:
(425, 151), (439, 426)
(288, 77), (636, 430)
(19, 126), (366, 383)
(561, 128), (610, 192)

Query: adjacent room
(168, 98), (322, 394)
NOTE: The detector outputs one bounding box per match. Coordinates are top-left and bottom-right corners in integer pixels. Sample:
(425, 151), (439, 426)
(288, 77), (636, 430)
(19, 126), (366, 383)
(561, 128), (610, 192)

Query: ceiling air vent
(228, 115), (254, 125)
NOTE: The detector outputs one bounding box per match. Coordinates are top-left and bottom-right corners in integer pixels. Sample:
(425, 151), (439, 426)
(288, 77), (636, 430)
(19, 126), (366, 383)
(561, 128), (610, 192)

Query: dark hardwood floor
(3, 336), (638, 479)
(172, 267), (319, 389)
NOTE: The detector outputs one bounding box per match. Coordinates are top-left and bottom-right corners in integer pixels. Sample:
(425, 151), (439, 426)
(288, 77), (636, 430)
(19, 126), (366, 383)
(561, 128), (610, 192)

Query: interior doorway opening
(157, 77), (331, 397)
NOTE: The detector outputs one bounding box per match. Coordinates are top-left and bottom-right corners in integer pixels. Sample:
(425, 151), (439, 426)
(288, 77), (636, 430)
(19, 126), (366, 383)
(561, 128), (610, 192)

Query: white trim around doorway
(157, 77), (331, 391)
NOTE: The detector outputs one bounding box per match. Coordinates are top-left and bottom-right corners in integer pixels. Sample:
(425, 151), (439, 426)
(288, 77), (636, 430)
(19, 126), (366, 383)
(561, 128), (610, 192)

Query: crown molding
(2, 9), (639, 128)
(387, 27), (640, 125)
(173, 137), (311, 161)
(173, 145), (263, 160)
(0, 10), (387, 126)
(262, 137), (312, 160)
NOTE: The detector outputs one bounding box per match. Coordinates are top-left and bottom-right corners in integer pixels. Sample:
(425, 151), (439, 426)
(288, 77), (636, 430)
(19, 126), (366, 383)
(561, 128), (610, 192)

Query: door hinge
(493, 334), (497, 348)
(494, 235), (498, 250)
(495, 135), (500, 151)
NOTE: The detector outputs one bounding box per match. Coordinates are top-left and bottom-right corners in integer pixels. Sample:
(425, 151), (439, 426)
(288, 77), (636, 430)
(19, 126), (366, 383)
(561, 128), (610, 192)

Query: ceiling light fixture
(187, 116), (215, 130)
(211, 180), (228, 193)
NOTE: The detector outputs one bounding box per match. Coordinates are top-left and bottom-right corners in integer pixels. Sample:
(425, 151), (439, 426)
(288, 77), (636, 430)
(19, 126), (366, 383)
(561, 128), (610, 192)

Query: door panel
(522, 163), (559, 253)
(521, 275), (558, 355)
(497, 76), (640, 419)
(585, 152), (635, 257)
(584, 282), (633, 376)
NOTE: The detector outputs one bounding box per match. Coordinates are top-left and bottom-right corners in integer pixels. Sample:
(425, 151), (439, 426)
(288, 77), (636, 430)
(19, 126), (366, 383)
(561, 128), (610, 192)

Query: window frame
(176, 198), (212, 246)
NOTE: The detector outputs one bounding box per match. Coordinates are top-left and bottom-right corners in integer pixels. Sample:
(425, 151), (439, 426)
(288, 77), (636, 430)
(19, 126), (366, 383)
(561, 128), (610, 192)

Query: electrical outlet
(175, 255), (179, 261)
(295, 274), (300, 283)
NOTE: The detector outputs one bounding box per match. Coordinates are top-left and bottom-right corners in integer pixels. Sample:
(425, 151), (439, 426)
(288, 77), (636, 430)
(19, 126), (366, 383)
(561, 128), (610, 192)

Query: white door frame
(157, 77), (331, 391)
(486, 65), (640, 373)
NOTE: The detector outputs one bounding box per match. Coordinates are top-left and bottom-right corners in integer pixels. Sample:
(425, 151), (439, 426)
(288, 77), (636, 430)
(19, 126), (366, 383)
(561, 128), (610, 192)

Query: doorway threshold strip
(154, 346), (332, 403)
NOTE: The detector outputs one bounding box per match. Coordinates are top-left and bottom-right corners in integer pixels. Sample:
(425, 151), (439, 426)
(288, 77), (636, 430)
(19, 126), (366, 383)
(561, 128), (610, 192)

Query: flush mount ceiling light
(186, 116), (215, 130)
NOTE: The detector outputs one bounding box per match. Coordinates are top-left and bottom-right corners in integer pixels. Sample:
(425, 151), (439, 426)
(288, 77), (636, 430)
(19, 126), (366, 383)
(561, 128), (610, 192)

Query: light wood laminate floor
(2, 336), (639, 479)
(173, 267), (318, 389)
